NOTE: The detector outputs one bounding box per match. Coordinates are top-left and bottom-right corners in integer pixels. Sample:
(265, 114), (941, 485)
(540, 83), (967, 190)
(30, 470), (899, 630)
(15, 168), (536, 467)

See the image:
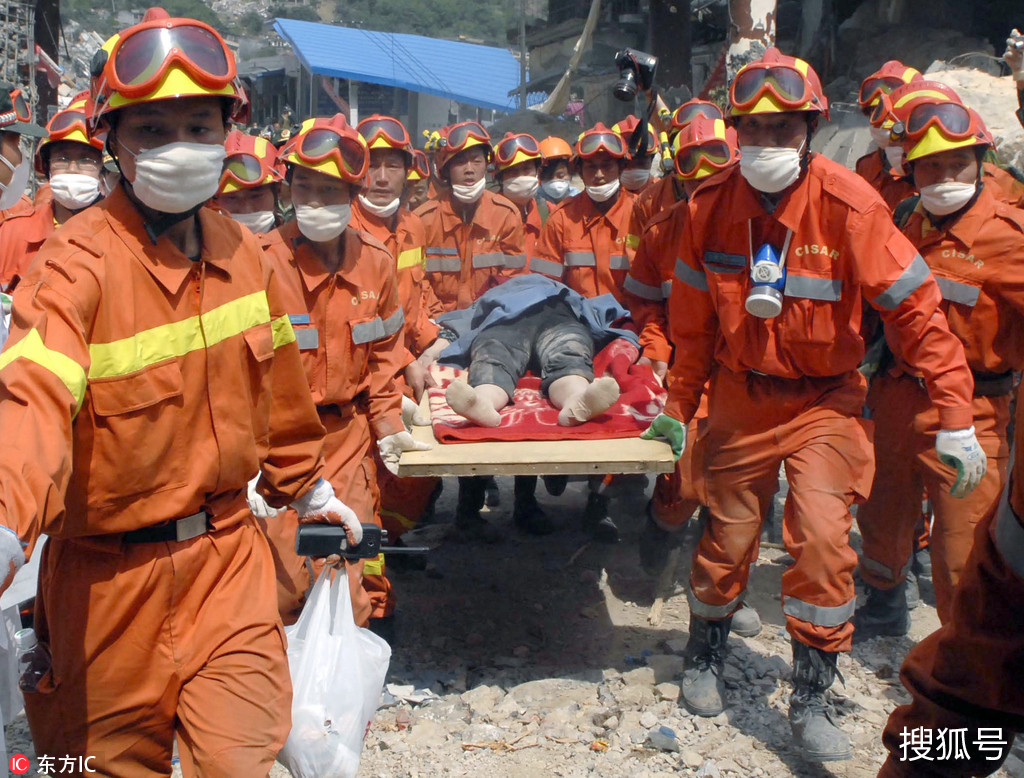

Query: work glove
(246, 474), (282, 519)
(378, 431), (432, 476)
(0, 526), (25, 596)
(1005, 28), (1024, 80)
(640, 413), (687, 461)
(401, 394), (430, 429)
(936, 426), (987, 498)
(291, 477), (363, 544)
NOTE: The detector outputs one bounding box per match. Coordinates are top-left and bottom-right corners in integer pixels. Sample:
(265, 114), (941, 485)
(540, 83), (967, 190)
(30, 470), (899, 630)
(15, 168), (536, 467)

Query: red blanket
(428, 339), (666, 443)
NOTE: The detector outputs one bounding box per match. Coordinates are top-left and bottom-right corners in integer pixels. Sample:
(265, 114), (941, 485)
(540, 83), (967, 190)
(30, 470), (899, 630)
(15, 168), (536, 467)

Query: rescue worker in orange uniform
(0, 93), (101, 290)
(855, 61), (923, 210)
(0, 12), (365, 775)
(854, 91), (1024, 640)
(351, 114), (443, 543)
(538, 135), (578, 207)
(612, 115), (659, 195)
(260, 115), (431, 640)
(213, 128), (284, 234)
(403, 148), (433, 212)
(0, 83), (46, 218)
(641, 48), (981, 762)
(415, 120), (525, 540)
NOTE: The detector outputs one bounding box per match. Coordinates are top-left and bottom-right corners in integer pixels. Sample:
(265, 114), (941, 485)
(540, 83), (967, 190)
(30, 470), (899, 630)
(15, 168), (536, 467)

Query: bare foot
(446, 381), (502, 427)
(558, 376), (620, 426)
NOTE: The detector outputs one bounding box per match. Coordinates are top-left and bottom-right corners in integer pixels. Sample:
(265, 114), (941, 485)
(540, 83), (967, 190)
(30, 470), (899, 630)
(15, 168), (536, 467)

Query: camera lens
(614, 70), (638, 102)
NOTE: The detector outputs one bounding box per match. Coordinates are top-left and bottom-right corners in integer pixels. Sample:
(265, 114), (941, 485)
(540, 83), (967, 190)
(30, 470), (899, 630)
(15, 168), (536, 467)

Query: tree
(269, 4), (322, 22)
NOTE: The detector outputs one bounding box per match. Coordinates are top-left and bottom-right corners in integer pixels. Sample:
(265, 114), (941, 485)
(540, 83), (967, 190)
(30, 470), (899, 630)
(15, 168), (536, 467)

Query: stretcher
(397, 396), (675, 477)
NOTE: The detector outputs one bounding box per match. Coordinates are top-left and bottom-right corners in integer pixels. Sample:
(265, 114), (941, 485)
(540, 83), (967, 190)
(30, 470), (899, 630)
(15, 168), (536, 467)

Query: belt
(122, 511), (211, 544)
(316, 398), (366, 418)
(972, 372), (1014, 398)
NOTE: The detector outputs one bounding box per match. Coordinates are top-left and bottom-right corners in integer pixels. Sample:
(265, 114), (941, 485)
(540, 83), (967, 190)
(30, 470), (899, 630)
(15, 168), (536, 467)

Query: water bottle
(15, 628), (50, 693)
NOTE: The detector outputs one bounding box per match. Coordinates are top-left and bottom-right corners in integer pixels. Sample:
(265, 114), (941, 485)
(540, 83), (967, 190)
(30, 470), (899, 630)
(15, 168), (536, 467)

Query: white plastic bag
(278, 568), (391, 778)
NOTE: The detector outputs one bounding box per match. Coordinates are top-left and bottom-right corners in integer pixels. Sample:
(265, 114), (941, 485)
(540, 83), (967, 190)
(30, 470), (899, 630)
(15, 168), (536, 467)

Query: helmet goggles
(358, 115), (411, 151)
(494, 133), (541, 168)
(900, 101), (976, 142)
(675, 140), (734, 178)
(670, 101), (723, 133)
(0, 88), (31, 127)
(287, 121), (369, 181)
(576, 130), (627, 159)
(221, 152), (279, 191)
(858, 76), (906, 110)
(731, 65), (814, 112)
(440, 121), (489, 153)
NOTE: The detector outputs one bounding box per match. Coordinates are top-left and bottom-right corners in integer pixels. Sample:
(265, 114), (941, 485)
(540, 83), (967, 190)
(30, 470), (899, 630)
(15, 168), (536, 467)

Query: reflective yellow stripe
(363, 552), (385, 576)
(397, 247), (424, 271)
(88, 291), (275, 380)
(0, 328), (87, 410)
(380, 507), (418, 530)
(271, 314), (296, 348)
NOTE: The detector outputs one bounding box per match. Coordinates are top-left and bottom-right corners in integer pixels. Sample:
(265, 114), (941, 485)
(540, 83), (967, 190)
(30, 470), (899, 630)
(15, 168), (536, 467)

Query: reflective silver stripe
(661, 280), (673, 297)
(351, 317), (385, 344)
(609, 254), (630, 271)
(382, 307), (405, 337)
(425, 256), (461, 273)
(785, 274), (842, 302)
(294, 327), (319, 350)
(623, 275), (664, 301)
(935, 276), (980, 308)
(426, 246), (458, 255)
(687, 587), (745, 620)
(874, 254), (931, 310)
(504, 253), (527, 270)
(530, 257), (563, 277)
(782, 596), (856, 627)
(564, 251), (597, 267)
(993, 478), (1024, 579)
(860, 555), (910, 583)
(674, 258), (708, 292)
(472, 252), (506, 269)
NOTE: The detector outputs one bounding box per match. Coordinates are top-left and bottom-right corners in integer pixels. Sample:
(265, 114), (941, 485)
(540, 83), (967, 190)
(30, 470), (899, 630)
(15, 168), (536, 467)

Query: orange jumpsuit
(855, 148), (916, 211)
(530, 188), (637, 303)
(263, 220), (406, 622)
(0, 185), (55, 289)
(665, 156), (974, 653)
(415, 189), (526, 312)
(0, 187), (326, 776)
(858, 185), (1024, 622)
(626, 174), (685, 253)
(982, 162), (1024, 208)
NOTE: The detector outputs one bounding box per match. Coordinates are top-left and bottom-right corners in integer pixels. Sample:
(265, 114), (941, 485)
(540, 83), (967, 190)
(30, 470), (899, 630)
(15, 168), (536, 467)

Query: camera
(613, 48), (658, 102)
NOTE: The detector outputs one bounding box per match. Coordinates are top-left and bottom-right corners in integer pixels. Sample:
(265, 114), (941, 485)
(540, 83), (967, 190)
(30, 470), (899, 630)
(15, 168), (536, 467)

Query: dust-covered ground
(6, 476), (1023, 778)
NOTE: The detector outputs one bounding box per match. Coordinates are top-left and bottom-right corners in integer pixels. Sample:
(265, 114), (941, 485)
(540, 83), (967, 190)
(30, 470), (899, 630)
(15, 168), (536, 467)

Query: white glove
(0, 526), (25, 594)
(1005, 28), (1024, 80)
(291, 477), (363, 544)
(246, 475), (283, 519)
(936, 426), (987, 498)
(378, 430), (432, 475)
(401, 394), (430, 428)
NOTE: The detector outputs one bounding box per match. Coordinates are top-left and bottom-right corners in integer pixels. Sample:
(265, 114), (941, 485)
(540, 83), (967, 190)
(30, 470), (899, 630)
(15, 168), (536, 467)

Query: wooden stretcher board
(397, 396), (675, 477)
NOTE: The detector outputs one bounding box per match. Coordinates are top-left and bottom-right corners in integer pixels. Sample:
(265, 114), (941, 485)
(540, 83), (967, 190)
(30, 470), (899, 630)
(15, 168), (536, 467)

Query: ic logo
(9, 753), (30, 774)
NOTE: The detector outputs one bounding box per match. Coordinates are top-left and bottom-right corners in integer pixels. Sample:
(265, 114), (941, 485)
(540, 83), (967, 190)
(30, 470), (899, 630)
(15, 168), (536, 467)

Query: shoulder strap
(893, 195), (920, 229)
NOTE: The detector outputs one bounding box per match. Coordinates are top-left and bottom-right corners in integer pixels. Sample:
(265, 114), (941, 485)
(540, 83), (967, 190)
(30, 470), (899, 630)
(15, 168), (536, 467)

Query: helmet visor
(577, 131), (626, 158)
(672, 102), (723, 129)
(732, 65), (812, 110)
(905, 102), (974, 140)
(295, 128), (368, 178)
(444, 121), (489, 152)
(675, 140), (733, 177)
(495, 134), (540, 166)
(110, 23), (233, 98)
(358, 116), (410, 149)
(858, 75), (905, 108)
(48, 109), (89, 136)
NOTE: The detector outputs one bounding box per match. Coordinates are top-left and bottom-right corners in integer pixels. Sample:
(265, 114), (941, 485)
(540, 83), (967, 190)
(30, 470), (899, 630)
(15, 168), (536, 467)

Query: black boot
(852, 581), (909, 642)
(789, 640), (851, 762)
(456, 476), (502, 543)
(639, 502), (686, 577)
(680, 614), (731, 716)
(513, 476), (555, 535)
(483, 475), (500, 507)
(583, 491), (619, 542)
(542, 474), (569, 496)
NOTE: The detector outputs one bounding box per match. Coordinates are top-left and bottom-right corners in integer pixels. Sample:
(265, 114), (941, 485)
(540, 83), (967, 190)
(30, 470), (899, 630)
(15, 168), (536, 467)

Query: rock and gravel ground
(6, 476), (1023, 777)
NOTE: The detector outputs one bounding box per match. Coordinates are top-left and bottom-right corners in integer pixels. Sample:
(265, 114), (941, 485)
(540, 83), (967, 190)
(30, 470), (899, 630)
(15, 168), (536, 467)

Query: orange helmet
(89, 8), (248, 130)
(539, 136), (573, 163)
(408, 149), (430, 181)
(858, 60), (922, 113)
(574, 122), (629, 161)
(218, 129), (281, 195)
(672, 115), (739, 180)
(35, 91), (105, 177)
(434, 121), (492, 174)
(669, 99), (724, 137)
(493, 132), (542, 173)
(280, 114), (369, 182)
(357, 114), (413, 165)
(883, 84), (991, 162)
(729, 48), (828, 120)
(612, 116), (658, 158)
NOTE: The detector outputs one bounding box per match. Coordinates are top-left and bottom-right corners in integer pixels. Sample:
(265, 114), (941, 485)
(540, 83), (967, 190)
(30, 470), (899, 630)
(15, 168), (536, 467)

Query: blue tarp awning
(273, 18), (546, 113)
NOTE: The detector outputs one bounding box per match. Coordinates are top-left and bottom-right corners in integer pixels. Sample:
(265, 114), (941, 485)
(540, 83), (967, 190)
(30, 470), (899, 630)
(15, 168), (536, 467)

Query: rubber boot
(680, 614), (731, 717)
(789, 640), (851, 762)
(542, 475), (569, 496)
(852, 581), (909, 642)
(730, 602), (762, 638)
(583, 491), (619, 543)
(512, 475), (555, 535)
(456, 476), (502, 543)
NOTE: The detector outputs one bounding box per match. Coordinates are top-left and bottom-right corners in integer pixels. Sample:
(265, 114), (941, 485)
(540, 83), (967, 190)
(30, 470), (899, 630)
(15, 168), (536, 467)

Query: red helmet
(281, 114), (369, 183)
(434, 121), (492, 174)
(35, 91), (105, 177)
(407, 149), (430, 181)
(669, 99), (724, 137)
(729, 48), (829, 120)
(857, 60), (923, 112)
(612, 116), (658, 159)
(574, 122), (629, 161)
(672, 115), (739, 180)
(218, 129), (282, 195)
(357, 114), (413, 165)
(493, 132), (542, 173)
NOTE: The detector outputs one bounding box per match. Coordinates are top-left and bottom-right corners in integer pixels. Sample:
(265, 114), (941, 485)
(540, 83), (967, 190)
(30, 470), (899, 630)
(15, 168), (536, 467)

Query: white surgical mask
(739, 144), (804, 193)
(884, 145), (906, 176)
(869, 126), (891, 149)
(919, 181), (977, 217)
(541, 179), (570, 200)
(0, 150), (31, 211)
(295, 203), (351, 242)
(124, 141), (226, 213)
(586, 179), (620, 203)
(451, 177), (487, 204)
(357, 193), (401, 219)
(49, 173), (101, 211)
(232, 209), (276, 234)
(620, 168), (651, 191)
(501, 174), (539, 203)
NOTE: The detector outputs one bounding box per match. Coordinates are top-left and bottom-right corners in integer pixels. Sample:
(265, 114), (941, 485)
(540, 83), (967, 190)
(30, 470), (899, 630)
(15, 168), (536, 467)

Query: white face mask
(869, 126), (891, 149)
(586, 179), (620, 203)
(451, 177), (487, 204)
(0, 149), (31, 211)
(501, 174), (539, 203)
(620, 168), (651, 191)
(541, 179), (570, 200)
(49, 173), (101, 211)
(232, 209), (276, 234)
(884, 145), (906, 176)
(357, 193), (401, 219)
(919, 181), (977, 217)
(739, 144), (804, 193)
(295, 203), (351, 242)
(124, 141), (226, 214)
